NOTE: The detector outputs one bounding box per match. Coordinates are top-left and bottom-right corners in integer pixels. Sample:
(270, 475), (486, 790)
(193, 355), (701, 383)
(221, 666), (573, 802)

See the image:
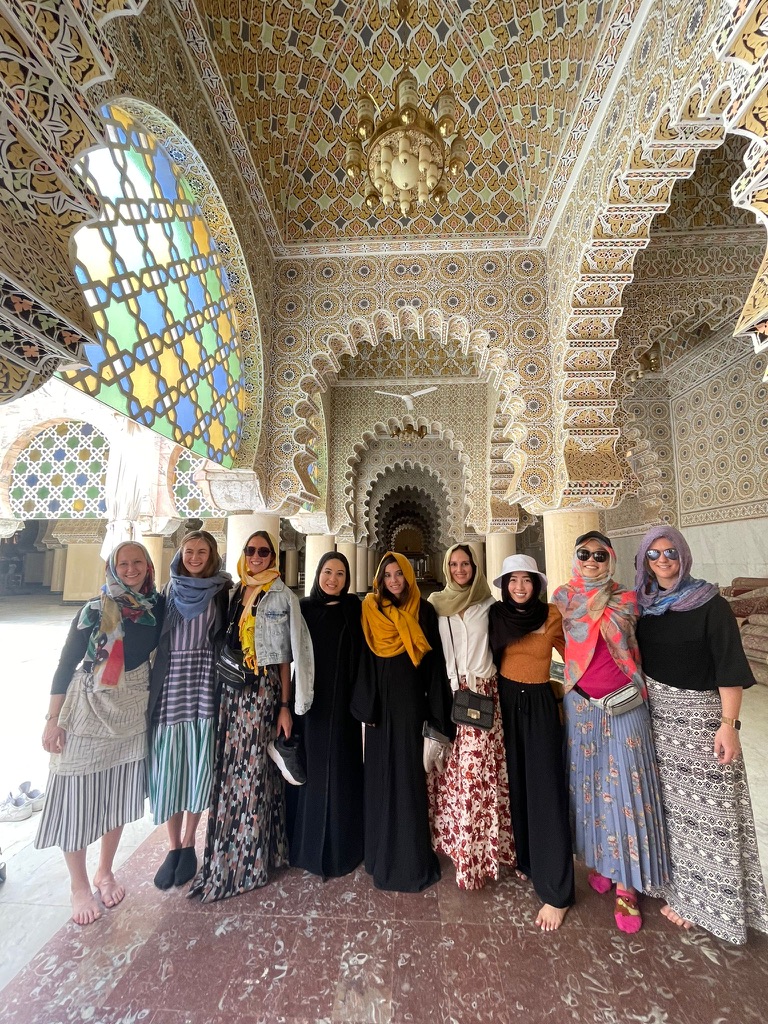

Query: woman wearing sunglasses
(635, 526), (768, 943)
(553, 531), (668, 933)
(189, 531), (313, 902)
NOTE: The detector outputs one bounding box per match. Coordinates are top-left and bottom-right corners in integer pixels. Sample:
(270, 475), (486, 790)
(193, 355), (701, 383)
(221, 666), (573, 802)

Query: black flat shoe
(174, 847), (198, 887)
(154, 848), (181, 889)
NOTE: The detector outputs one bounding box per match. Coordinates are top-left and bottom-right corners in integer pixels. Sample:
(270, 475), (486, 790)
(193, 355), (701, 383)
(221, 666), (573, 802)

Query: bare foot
(535, 903), (569, 931)
(71, 888), (102, 926)
(661, 903), (693, 929)
(514, 869), (529, 882)
(93, 872), (125, 909)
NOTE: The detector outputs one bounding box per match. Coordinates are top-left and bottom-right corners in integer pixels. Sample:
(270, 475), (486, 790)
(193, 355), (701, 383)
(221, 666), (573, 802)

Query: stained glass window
(10, 421), (108, 518)
(61, 106), (244, 466)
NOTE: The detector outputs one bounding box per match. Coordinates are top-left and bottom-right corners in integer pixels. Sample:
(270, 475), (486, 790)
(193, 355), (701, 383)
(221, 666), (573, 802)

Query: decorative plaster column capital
(0, 519), (24, 540)
(197, 468), (266, 514)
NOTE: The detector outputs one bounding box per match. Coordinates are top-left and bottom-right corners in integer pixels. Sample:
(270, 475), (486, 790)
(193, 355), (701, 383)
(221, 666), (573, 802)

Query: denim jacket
(235, 578), (315, 714)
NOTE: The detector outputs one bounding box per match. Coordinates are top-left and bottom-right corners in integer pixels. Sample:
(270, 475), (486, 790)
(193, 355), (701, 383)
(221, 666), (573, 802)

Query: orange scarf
(237, 540), (280, 672)
(361, 552), (431, 667)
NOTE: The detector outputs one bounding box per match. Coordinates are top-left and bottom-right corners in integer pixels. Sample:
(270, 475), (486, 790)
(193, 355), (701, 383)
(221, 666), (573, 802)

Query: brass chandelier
(344, 0), (467, 217)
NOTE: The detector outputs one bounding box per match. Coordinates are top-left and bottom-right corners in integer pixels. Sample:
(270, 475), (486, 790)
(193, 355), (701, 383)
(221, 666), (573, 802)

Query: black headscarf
(307, 550), (352, 605)
(488, 572), (549, 665)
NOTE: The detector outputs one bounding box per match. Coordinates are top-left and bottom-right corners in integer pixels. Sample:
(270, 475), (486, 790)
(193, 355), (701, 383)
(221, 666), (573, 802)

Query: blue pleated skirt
(563, 688), (670, 891)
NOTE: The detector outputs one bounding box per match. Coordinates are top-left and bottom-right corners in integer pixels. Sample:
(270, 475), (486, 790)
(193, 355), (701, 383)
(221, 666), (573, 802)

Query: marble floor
(2, 591), (768, 1024)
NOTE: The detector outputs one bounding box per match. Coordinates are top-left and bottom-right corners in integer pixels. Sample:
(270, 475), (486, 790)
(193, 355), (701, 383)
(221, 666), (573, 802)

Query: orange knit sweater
(498, 605), (565, 684)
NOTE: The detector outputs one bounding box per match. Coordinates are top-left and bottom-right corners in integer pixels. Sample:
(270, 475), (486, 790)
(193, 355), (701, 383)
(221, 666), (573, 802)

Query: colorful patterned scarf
(634, 525), (719, 616)
(552, 544), (643, 690)
(361, 552), (431, 667)
(78, 541), (158, 689)
(236, 534), (281, 672)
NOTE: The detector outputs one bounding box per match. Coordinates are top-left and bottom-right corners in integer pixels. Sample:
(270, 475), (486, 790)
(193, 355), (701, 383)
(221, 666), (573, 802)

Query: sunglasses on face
(244, 545), (272, 558)
(646, 548), (679, 562)
(576, 548), (609, 563)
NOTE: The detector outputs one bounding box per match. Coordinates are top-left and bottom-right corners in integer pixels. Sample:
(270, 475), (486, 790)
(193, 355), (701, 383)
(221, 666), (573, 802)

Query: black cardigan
(636, 595), (756, 691)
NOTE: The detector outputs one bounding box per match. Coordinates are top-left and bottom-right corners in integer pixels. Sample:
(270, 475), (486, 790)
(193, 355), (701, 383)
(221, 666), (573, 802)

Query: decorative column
(367, 546), (377, 583)
(225, 513), (281, 576)
(53, 521), (106, 603)
(336, 539), (358, 591)
(485, 532), (517, 596)
(356, 545), (370, 593)
(542, 509), (600, 599)
(284, 547), (299, 588)
(465, 537), (485, 583)
(304, 535), (335, 595)
(50, 547), (67, 594)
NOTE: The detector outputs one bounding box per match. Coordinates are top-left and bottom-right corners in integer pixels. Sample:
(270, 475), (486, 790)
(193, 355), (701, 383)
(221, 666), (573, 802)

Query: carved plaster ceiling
(192, 0), (626, 249)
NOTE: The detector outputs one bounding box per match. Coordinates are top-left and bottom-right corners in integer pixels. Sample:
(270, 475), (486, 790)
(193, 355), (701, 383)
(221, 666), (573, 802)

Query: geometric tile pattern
(171, 452), (219, 518)
(61, 105), (245, 466)
(9, 421), (108, 519)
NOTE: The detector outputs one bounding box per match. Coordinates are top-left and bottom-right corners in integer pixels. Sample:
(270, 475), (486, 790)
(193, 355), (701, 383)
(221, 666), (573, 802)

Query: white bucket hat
(492, 553), (548, 589)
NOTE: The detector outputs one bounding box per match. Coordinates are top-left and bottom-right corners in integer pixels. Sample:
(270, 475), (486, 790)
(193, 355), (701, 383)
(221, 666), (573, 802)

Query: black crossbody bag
(447, 618), (494, 731)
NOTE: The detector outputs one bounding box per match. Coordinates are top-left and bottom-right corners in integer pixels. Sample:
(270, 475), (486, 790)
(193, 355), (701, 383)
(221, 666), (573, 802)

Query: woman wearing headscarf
(488, 554), (574, 931)
(289, 550), (364, 878)
(553, 531), (668, 934)
(635, 525), (768, 944)
(37, 541), (163, 926)
(427, 544), (515, 890)
(188, 530), (313, 902)
(148, 530), (231, 890)
(352, 551), (454, 892)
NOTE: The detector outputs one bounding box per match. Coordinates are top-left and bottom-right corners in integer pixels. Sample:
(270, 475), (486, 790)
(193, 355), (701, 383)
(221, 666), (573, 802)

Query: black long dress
(288, 594), (364, 878)
(351, 599), (454, 892)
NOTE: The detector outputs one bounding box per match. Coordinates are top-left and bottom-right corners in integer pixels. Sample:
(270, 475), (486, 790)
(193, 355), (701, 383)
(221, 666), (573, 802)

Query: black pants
(498, 676), (575, 909)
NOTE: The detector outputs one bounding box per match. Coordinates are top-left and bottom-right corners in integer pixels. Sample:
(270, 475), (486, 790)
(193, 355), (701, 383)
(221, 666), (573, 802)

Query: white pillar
(336, 541), (358, 592)
(367, 546), (377, 585)
(225, 512), (281, 577)
(42, 548), (54, 588)
(304, 534), (335, 596)
(62, 544), (104, 603)
(284, 547), (299, 588)
(542, 509), (601, 599)
(50, 546), (67, 593)
(486, 532), (517, 597)
(356, 545), (370, 593)
(467, 540), (485, 582)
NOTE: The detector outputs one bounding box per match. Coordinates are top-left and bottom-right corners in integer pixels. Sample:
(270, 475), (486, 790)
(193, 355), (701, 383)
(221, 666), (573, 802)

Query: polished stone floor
(2, 591), (768, 1024)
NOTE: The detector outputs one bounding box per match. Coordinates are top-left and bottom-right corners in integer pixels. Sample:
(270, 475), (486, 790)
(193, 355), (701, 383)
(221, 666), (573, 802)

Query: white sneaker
(17, 781), (45, 812)
(0, 792), (33, 823)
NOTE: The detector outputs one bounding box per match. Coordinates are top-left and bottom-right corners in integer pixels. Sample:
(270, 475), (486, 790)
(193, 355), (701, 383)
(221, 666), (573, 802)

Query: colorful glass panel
(61, 106), (244, 465)
(10, 422), (108, 518)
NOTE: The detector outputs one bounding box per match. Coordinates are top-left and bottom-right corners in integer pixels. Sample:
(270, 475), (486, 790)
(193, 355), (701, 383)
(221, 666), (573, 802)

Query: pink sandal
(614, 888), (643, 934)
(588, 870), (613, 895)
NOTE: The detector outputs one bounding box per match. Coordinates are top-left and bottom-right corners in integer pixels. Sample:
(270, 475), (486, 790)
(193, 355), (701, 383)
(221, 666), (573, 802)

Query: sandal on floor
(588, 870), (613, 895)
(614, 889), (642, 934)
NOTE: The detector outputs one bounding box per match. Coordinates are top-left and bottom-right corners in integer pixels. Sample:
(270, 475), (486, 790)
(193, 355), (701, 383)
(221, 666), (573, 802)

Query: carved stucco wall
(328, 383), (488, 537)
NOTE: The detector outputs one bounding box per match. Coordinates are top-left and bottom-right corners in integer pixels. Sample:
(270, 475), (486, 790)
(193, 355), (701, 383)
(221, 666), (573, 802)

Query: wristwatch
(44, 713), (59, 721)
(721, 716), (741, 730)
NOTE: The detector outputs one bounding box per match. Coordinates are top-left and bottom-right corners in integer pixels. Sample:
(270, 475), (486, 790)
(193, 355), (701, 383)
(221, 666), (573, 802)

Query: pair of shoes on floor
(267, 735), (306, 786)
(154, 847), (198, 890)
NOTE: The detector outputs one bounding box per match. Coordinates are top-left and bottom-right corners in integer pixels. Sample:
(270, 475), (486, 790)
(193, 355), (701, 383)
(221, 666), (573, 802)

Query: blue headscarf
(168, 548), (231, 620)
(634, 525), (718, 617)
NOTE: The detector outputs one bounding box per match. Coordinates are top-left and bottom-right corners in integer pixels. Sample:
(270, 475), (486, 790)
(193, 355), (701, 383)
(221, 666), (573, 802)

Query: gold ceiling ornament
(344, 0), (467, 218)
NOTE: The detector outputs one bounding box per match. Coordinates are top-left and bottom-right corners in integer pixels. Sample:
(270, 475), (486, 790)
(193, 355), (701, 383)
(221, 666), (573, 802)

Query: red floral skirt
(428, 674), (516, 889)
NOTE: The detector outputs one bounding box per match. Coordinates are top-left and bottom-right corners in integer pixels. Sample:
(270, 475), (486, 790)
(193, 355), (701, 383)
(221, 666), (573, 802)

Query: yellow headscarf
(361, 551), (431, 667)
(237, 532), (281, 672)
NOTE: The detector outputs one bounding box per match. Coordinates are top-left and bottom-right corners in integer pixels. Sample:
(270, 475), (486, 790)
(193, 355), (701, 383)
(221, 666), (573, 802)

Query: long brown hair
(178, 530), (220, 578)
(375, 554), (410, 610)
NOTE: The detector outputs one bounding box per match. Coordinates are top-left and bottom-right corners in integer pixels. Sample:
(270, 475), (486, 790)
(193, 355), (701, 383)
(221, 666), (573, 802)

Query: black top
(51, 599), (165, 695)
(635, 595), (755, 691)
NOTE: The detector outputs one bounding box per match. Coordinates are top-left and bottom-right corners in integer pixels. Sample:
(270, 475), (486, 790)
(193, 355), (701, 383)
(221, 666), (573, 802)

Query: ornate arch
(367, 469), (451, 553)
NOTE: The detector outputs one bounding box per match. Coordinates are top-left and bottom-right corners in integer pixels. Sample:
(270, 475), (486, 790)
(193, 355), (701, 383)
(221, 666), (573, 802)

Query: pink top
(577, 634), (629, 698)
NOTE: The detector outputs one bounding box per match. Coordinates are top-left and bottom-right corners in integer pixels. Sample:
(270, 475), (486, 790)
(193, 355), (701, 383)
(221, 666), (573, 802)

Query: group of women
(36, 524), (768, 946)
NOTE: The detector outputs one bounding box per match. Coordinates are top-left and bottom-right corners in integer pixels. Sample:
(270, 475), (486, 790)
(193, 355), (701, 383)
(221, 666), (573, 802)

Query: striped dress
(148, 602), (216, 824)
